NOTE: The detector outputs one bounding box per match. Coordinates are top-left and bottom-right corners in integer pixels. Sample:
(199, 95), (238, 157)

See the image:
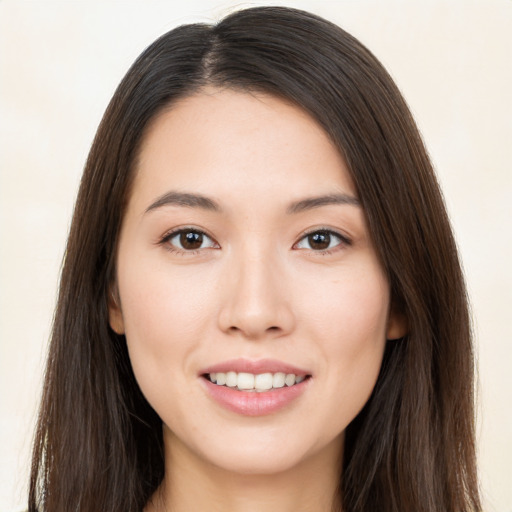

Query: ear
(108, 285), (125, 335)
(386, 307), (407, 341)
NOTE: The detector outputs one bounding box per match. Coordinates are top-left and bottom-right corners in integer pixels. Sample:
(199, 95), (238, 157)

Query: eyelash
(158, 227), (219, 256)
(293, 228), (352, 255)
(158, 227), (351, 256)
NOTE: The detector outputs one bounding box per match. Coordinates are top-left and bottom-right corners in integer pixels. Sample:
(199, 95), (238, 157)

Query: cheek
(302, 263), (389, 346)
(299, 266), (389, 430)
(116, 256), (218, 402)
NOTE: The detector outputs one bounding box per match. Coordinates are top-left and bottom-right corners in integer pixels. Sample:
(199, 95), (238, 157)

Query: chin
(188, 426), (343, 477)
(211, 447), (306, 476)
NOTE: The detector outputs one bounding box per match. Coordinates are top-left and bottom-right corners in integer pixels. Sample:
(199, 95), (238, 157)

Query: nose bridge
(218, 239), (294, 339)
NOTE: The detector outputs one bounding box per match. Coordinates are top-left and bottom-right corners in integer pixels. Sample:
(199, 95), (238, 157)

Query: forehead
(131, 88), (355, 211)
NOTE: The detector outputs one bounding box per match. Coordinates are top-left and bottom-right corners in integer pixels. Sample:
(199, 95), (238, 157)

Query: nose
(217, 248), (296, 341)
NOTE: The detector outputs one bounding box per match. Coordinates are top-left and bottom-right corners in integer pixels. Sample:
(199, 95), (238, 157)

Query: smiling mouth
(203, 371), (310, 392)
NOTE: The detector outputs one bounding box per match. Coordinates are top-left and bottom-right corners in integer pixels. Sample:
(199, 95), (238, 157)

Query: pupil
(180, 231), (203, 250)
(309, 232), (330, 250)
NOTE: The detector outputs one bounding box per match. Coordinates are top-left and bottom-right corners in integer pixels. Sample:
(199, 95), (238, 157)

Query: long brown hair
(30, 6), (480, 511)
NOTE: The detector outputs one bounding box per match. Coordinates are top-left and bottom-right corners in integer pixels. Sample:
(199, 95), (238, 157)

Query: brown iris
(179, 231), (204, 250)
(307, 231), (331, 250)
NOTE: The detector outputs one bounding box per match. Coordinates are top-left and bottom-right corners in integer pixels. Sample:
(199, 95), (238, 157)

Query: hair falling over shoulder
(29, 6), (481, 512)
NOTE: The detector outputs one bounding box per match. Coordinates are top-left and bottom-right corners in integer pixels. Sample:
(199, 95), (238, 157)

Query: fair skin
(109, 88), (405, 512)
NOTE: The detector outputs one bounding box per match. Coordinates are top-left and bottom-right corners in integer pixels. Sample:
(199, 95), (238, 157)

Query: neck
(145, 428), (343, 512)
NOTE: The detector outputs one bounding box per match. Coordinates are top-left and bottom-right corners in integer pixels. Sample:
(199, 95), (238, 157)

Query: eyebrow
(286, 193), (360, 214)
(145, 191), (222, 213)
(144, 191), (360, 215)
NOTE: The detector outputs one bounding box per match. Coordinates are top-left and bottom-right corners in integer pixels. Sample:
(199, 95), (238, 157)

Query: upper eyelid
(295, 227), (351, 244)
(158, 226), (351, 249)
(161, 226), (218, 243)
(292, 230), (351, 257)
(159, 228), (219, 255)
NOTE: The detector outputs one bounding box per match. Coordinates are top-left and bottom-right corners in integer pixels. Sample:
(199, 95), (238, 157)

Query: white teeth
(285, 373), (296, 386)
(237, 372), (255, 390)
(208, 371), (306, 390)
(272, 372), (286, 388)
(254, 373), (273, 391)
(226, 371), (237, 387)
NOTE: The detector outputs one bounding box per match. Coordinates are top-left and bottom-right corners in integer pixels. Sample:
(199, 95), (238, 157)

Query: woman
(29, 6), (481, 512)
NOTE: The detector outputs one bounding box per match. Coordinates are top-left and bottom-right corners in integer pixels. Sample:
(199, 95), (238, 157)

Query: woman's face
(109, 88), (404, 475)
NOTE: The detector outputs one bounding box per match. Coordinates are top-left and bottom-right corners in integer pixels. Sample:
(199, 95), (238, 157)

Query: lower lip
(202, 377), (310, 416)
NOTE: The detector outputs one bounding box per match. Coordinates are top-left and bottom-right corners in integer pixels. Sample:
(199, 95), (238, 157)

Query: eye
(163, 228), (218, 252)
(294, 229), (349, 252)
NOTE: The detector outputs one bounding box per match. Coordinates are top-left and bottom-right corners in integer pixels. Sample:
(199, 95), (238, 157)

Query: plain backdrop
(1, 1), (511, 511)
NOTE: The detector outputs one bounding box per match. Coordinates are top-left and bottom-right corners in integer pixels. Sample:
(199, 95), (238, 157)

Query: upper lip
(200, 358), (310, 376)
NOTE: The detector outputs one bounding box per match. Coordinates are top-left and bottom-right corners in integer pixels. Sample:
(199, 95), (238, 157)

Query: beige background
(1, 1), (510, 511)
